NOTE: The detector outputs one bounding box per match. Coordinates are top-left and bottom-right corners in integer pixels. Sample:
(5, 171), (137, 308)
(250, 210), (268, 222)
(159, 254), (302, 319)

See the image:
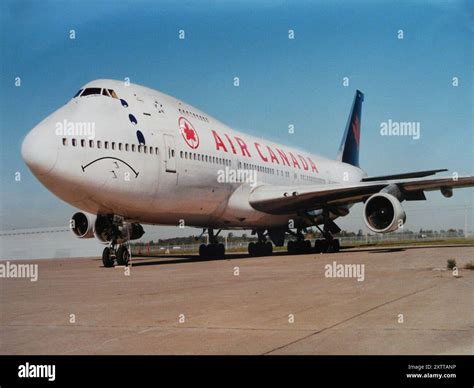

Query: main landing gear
(287, 229), (313, 254)
(248, 229), (273, 257)
(287, 210), (341, 254)
(313, 211), (341, 253)
(199, 229), (226, 258)
(102, 241), (131, 267)
(313, 232), (340, 253)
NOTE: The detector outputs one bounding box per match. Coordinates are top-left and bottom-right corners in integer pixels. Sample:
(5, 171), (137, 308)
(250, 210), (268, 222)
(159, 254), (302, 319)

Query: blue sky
(0, 0), (473, 235)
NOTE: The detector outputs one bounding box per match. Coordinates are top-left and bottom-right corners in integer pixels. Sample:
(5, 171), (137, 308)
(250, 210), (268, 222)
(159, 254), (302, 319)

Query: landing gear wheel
(288, 240), (312, 254)
(326, 239), (340, 253)
(264, 241), (273, 255)
(320, 240), (329, 253)
(287, 240), (295, 254)
(216, 243), (225, 257)
(199, 244), (207, 258)
(248, 242), (257, 256)
(116, 245), (130, 266)
(314, 239), (325, 253)
(102, 247), (114, 268)
(199, 243), (226, 258)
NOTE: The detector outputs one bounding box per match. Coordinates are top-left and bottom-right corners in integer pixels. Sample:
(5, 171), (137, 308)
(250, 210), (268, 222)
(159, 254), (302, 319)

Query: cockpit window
(77, 87), (119, 98)
(81, 88), (102, 96)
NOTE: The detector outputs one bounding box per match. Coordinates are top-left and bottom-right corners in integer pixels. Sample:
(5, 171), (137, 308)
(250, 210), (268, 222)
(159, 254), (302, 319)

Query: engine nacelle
(363, 193), (406, 233)
(121, 223), (145, 241)
(94, 214), (145, 244)
(70, 212), (96, 238)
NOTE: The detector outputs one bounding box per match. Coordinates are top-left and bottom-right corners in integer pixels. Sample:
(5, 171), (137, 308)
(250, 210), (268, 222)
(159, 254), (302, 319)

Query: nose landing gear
(102, 240), (131, 267)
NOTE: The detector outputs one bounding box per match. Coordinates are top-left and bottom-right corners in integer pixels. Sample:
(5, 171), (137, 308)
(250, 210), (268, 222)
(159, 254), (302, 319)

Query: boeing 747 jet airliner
(21, 80), (474, 267)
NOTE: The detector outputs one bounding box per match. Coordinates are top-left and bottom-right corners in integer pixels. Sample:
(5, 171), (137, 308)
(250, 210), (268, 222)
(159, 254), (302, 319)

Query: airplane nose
(21, 125), (58, 176)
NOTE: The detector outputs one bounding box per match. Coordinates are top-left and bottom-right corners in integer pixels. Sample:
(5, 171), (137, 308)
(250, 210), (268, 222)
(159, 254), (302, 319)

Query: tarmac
(1, 245), (473, 354)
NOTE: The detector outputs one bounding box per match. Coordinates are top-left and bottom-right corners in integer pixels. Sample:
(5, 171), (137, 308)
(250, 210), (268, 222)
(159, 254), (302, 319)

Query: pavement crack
(262, 283), (438, 355)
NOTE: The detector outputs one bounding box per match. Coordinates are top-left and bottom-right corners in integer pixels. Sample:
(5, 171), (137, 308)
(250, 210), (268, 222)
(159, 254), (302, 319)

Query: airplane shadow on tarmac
(128, 251), (286, 267)
(95, 244), (472, 268)
(123, 247), (408, 267)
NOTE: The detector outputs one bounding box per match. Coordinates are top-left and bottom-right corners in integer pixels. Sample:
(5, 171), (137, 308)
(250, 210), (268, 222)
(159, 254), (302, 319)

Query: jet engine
(363, 192), (406, 233)
(70, 212), (96, 238)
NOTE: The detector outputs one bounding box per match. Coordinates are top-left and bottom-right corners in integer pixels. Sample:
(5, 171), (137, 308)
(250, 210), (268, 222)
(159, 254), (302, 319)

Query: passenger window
(89, 140), (94, 148)
(104, 141), (109, 149)
(97, 141), (101, 149)
(72, 139), (77, 147)
(118, 143), (122, 151)
(62, 138), (67, 146)
(111, 142), (115, 150)
(132, 144), (135, 152)
(81, 139), (85, 147)
(125, 144), (129, 151)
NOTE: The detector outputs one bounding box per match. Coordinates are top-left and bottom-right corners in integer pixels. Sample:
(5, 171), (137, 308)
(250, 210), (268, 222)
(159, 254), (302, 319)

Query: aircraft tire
(199, 244), (207, 257)
(217, 243), (225, 257)
(265, 241), (273, 255)
(248, 242), (257, 256)
(102, 247), (114, 268)
(116, 246), (130, 266)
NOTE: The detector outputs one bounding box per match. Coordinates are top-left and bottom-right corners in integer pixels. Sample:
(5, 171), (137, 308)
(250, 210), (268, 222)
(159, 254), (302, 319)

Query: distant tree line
(131, 228), (466, 247)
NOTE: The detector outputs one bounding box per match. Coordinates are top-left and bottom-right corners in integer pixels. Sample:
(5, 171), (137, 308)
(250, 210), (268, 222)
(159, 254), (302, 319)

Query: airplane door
(163, 134), (176, 173)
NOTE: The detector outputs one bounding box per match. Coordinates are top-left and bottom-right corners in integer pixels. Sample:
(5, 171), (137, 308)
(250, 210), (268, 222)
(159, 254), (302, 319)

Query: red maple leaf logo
(183, 122), (196, 141)
(352, 115), (360, 148)
(179, 117), (200, 149)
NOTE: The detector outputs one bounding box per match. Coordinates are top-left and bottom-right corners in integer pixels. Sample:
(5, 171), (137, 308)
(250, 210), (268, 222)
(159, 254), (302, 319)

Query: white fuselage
(22, 79), (366, 229)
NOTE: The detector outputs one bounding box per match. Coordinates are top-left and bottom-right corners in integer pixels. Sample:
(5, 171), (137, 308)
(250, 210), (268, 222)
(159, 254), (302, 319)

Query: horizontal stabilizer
(361, 169), (448, 182)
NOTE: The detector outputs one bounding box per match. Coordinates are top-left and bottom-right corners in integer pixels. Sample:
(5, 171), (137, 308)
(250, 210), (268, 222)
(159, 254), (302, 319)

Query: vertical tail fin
(337, 90), (364, 167)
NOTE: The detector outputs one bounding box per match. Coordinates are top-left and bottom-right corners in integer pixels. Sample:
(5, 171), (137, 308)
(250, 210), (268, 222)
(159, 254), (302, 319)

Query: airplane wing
(249, 175), (474, 215)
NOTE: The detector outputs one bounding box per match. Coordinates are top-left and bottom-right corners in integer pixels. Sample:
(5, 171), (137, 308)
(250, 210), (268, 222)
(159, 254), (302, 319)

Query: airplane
(21, 79), (474, 267)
